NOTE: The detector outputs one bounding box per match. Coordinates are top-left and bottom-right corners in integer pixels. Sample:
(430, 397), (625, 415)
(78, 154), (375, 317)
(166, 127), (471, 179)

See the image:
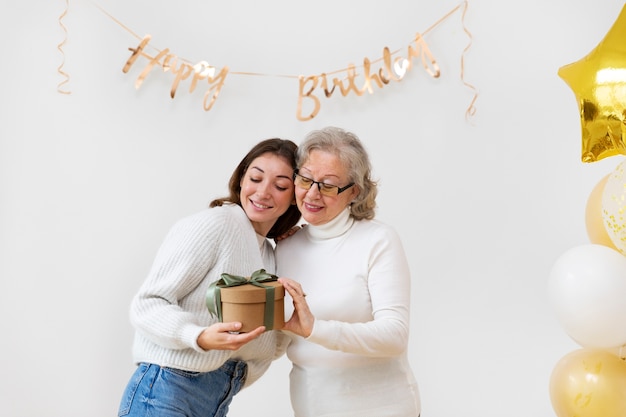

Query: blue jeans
(118, 360), (248, 417)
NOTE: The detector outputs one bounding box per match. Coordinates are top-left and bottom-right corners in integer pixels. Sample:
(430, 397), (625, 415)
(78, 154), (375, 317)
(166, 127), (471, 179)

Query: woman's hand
(279, 277), (314, 338)
(197, 322), (266, 351)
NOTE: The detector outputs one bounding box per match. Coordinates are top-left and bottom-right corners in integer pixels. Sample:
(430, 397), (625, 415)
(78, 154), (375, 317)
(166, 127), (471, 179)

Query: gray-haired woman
(277, 126), (421, 417)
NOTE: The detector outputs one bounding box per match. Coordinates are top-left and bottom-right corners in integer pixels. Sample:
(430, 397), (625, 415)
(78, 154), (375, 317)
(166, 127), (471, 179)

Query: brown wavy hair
(210, 138), (301, 239)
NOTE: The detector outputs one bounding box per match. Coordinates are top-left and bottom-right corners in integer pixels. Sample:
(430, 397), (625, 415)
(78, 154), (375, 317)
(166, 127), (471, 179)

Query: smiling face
(239, 153), (296, 236)
(295, 149), (359, 226)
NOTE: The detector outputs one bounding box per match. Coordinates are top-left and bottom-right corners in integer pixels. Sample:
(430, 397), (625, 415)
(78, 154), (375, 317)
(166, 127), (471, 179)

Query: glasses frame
(293, 170), (355, 196)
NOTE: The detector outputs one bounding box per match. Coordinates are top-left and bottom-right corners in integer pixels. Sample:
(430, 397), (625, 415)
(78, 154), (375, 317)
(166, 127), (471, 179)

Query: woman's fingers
(278, 278), (306, 298)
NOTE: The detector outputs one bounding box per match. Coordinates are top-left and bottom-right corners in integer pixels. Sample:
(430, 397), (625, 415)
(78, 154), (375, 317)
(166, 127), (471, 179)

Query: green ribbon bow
(206, 269), (279, 329)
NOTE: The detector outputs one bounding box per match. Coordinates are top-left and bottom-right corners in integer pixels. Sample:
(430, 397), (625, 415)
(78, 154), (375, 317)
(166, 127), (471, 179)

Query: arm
(131, 210), (269, 352)
(129, 211), (223, 351)
(281, 226), (411, 357)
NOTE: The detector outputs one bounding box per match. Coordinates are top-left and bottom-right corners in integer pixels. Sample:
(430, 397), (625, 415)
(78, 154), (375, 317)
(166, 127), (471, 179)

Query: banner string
(92, 1), (467, 77)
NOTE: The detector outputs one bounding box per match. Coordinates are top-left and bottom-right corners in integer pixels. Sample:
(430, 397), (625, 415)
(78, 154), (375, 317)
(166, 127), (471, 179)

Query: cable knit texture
(276, 208), (421, 416)
(130, 203), (281, 387)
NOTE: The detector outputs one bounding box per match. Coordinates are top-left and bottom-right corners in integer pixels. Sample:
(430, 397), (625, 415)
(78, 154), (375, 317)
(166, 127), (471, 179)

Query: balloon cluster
(548, 5), (626, 417)
(548, 166), (626, 416)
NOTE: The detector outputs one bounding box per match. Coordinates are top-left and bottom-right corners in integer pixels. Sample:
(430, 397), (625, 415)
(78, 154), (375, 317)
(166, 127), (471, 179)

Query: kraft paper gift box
(206, 269), (285, 333)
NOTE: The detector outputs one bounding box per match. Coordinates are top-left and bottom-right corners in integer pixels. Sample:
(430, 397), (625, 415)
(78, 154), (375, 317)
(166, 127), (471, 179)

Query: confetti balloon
(550, 348), (626, 417)
(602, 159), (626, 254)
(586, 174), (618, 250)
(558, 4), (626, 163)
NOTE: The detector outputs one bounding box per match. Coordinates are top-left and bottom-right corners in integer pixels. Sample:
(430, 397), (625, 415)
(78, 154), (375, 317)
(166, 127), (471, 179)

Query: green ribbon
(206, 269), (279, 329)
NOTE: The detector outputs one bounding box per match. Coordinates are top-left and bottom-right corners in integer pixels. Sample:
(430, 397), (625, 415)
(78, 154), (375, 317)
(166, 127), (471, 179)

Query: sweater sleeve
(129, 210), (224, 352)
(306, 226), (411, 357)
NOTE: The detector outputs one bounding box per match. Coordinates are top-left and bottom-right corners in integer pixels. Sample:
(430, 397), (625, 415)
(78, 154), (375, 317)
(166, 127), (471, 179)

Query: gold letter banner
(74, 1), (477, 121)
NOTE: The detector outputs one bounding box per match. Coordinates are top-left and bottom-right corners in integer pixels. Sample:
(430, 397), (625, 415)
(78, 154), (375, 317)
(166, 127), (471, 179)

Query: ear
(350, 185), (360, 200)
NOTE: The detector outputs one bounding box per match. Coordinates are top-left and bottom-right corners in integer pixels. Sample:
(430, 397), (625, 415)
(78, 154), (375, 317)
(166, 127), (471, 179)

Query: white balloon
(548, 244), (626, 349)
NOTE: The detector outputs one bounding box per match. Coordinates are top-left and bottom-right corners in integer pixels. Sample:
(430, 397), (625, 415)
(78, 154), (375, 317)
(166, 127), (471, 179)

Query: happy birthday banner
(58, 1), (477, 121)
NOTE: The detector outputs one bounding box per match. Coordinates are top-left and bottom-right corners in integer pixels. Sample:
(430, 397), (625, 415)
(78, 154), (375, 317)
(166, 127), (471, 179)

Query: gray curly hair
(297, 126), (377, 220)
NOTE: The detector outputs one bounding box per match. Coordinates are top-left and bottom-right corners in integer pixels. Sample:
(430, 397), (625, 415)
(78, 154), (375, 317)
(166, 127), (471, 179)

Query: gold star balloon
(559, 5), (626, 163)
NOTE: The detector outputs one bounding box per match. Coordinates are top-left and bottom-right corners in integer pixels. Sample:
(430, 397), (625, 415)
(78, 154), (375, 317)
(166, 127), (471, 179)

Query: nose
(305, 182), (322, 197)
(256, 180), (272, 196)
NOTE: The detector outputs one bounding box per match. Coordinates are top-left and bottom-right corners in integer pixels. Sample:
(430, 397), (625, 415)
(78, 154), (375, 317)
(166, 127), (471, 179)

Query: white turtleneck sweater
(275, 208), (421, 417)
(129, 203), (283, 387)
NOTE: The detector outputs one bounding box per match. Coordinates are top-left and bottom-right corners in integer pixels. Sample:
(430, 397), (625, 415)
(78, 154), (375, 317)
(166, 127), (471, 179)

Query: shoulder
(275, 225), (309, 252)
(353, 218), (398, 237)
(180, 204), (247, 224)
(351, 219), (405, 250)
(171, 204), (252, 239)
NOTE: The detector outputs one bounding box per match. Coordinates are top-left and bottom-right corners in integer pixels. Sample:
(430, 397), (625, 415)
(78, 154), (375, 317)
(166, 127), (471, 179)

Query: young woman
(118, 138), (300, 417)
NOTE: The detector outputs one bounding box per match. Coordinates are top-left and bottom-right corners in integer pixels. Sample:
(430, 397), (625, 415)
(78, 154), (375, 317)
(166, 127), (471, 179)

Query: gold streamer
(417, 0), (478, 122)
(459, 0), (478, 122)
(57, 0), (71, 94)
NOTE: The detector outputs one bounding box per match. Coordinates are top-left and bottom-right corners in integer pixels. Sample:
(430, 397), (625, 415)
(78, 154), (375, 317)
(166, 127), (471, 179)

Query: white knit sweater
(129, 203), (283, 387)
(276, 208), (421, 416)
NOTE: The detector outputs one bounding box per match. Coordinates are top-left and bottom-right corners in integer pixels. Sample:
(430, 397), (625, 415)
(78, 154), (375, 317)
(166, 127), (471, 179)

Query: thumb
(223, 321), (243, 332)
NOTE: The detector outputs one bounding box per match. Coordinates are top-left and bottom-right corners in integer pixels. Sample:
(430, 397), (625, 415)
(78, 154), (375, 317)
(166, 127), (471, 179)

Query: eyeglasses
(293, 171), (355, 196)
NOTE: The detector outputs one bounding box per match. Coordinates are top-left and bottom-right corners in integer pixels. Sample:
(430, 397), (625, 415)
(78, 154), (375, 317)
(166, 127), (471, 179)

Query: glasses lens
(295, 174), (340, 196)
(319, 183), (339, 196)
(295, 174), (313, 189)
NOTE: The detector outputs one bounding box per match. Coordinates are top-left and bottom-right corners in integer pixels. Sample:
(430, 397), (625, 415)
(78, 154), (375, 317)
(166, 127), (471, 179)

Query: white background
(1, 1), (624, 416)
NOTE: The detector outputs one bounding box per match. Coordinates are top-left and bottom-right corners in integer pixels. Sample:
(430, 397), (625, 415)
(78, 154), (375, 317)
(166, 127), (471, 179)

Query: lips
(303, 201), (323, 211)
(250, 200), (272, 210)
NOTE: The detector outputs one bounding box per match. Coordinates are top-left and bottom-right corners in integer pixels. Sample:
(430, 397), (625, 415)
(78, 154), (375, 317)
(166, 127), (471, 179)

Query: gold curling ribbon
(421, 0), (478, 122)
(459, 0), (478, 122)
(57, 0), (71, 95)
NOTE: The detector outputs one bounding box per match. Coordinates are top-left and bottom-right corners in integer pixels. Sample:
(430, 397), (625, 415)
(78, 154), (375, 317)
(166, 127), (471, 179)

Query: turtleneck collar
(307, 206), (354, 240)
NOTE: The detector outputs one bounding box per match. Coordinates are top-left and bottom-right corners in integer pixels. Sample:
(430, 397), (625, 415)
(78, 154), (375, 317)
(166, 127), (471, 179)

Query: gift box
(206, 269), (285, 333)
(220, 281), (284, 333)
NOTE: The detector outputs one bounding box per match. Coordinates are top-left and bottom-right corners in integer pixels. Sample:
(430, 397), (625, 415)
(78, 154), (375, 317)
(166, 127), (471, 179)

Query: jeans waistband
(219, 359), (247, 379)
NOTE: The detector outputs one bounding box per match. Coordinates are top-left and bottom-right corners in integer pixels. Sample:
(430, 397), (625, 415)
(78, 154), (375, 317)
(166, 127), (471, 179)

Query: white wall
(1, 0), (623, 416)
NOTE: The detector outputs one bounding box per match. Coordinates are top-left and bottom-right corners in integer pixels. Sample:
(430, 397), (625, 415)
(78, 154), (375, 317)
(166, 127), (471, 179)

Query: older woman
(277, 126), (421, 417)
